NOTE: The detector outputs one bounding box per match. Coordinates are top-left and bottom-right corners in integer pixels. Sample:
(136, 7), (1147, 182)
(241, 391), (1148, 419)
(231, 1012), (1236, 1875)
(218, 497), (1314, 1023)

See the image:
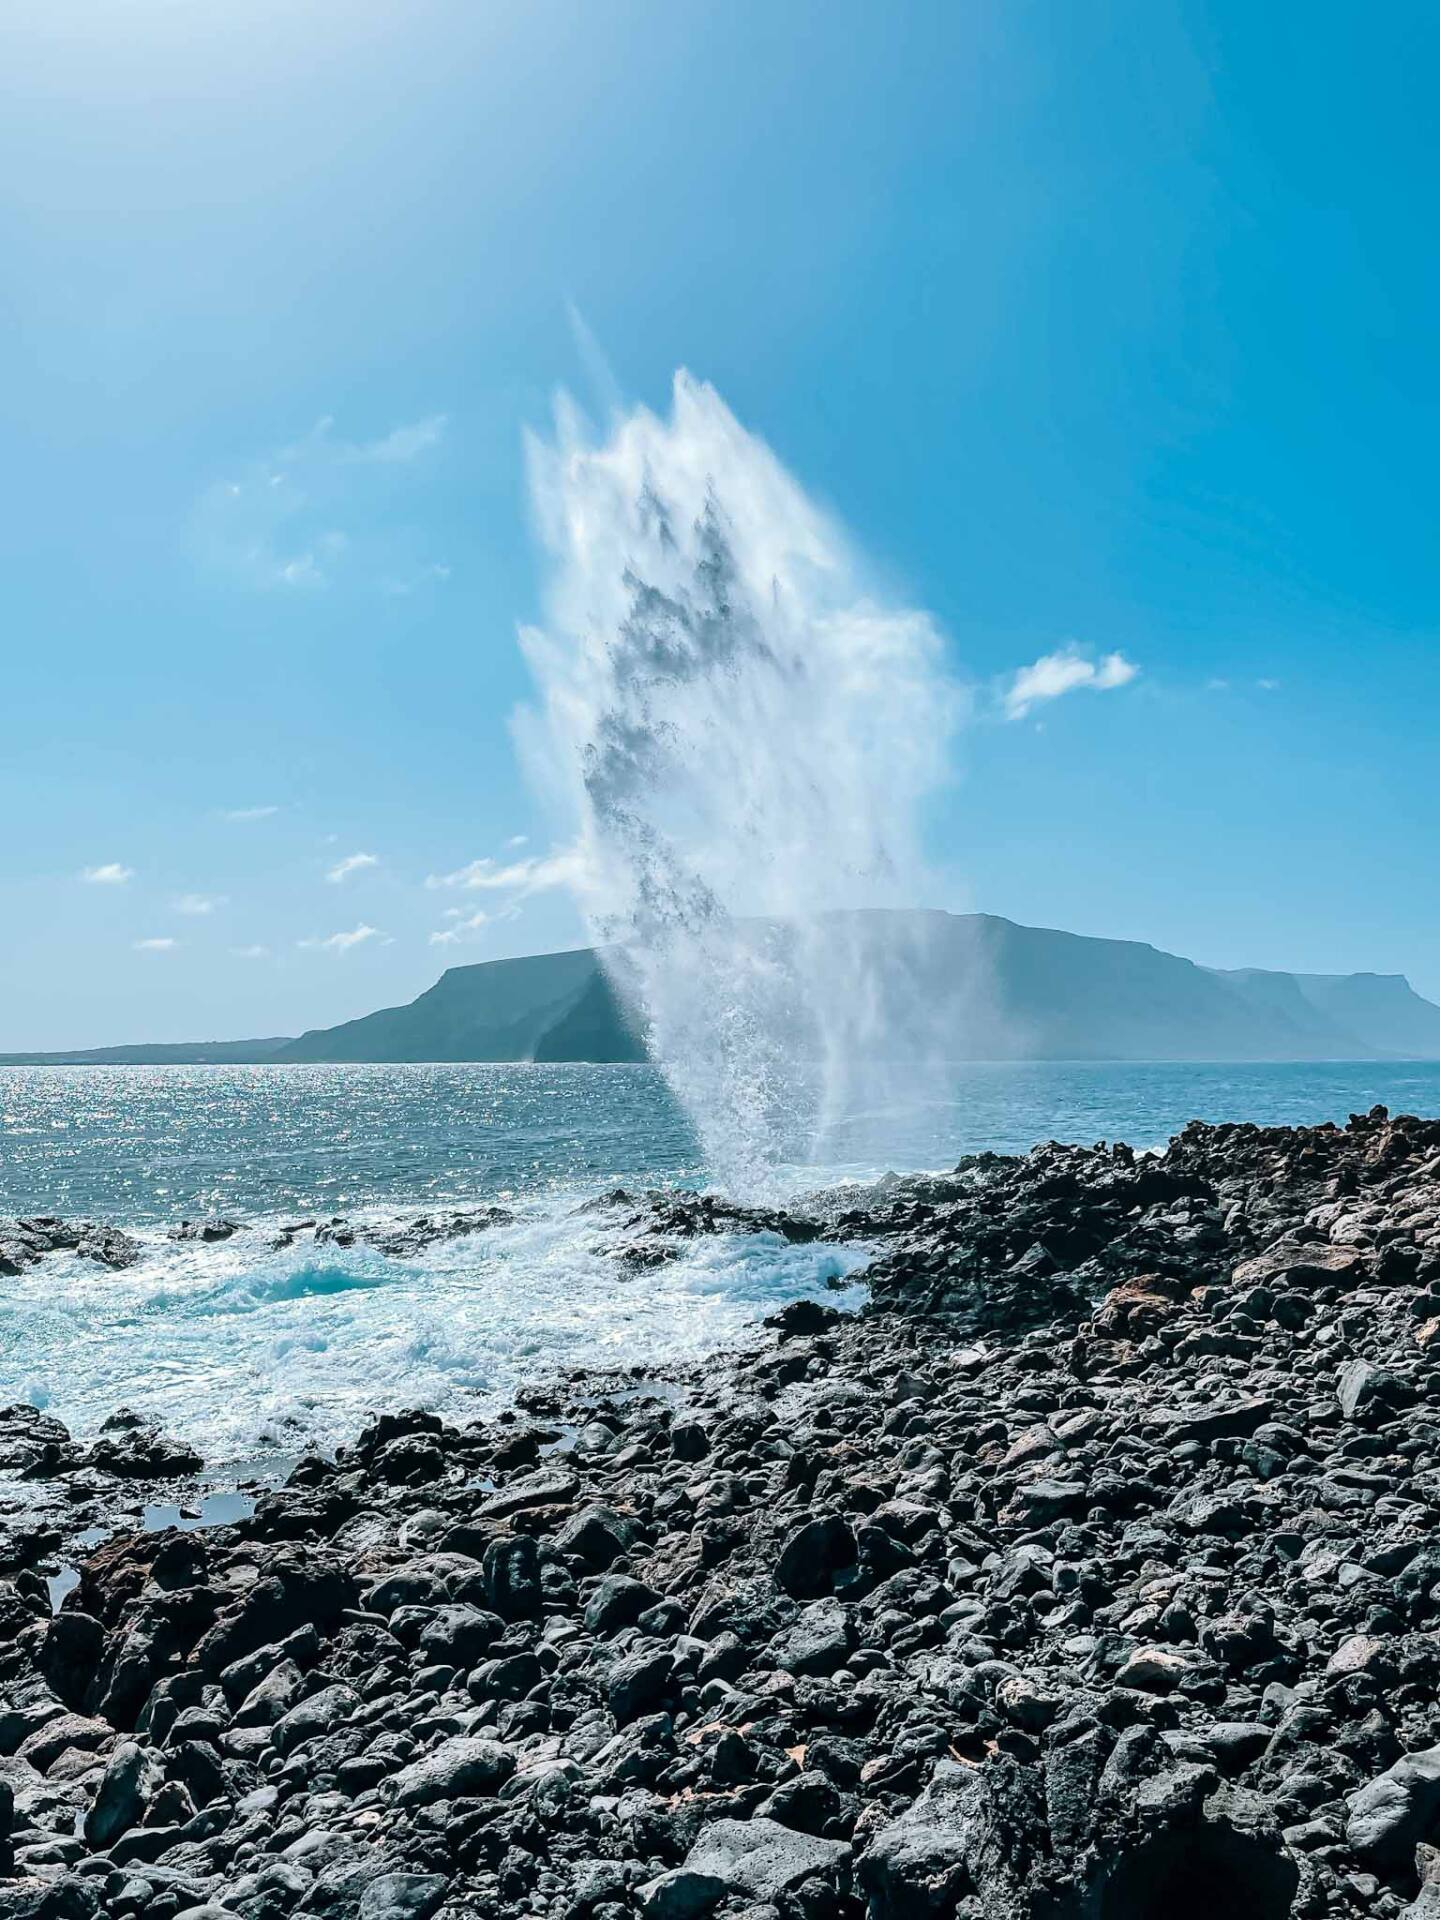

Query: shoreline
(2, 1107), (1439, 1917)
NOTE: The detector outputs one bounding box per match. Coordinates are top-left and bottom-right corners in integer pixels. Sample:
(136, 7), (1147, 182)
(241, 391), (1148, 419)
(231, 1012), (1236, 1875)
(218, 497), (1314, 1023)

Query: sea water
(2, 1059), (1438, 1464)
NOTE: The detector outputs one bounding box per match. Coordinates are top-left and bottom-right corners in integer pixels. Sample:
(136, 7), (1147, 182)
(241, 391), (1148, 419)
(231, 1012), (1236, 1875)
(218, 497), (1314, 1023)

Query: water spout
(521, 372), (965, 1194)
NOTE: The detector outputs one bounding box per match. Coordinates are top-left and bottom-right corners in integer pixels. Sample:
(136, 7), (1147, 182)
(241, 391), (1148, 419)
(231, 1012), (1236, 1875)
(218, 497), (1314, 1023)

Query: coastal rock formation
(276, 1209), (515, 1257)
(0, 1218), (140, 1276)
(3, 1107), (1440, 1915)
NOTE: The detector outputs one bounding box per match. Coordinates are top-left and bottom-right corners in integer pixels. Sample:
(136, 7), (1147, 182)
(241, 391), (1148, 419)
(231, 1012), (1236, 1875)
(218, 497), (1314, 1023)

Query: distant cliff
(0, 1037), (293, 1067)
(5, 911), (1440, 1065)
(274, 948), (646, 1065)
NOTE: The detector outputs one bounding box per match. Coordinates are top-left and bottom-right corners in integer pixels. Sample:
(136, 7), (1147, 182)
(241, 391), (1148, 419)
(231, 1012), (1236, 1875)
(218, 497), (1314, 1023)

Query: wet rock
(168, 1218), (246, 1243)
(364, 1207), (513, 1257)
(0, 1217), (140, 1272)
(0, 1406), (76, 1475)
(80, 1413), (203, 1480)
(765, 1299), (843, 1338)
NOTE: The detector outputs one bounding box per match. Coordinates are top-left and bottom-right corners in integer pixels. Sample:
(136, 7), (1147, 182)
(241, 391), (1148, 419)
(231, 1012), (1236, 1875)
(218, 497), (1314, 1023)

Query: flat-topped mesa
(2, 1107), (1440, 1916)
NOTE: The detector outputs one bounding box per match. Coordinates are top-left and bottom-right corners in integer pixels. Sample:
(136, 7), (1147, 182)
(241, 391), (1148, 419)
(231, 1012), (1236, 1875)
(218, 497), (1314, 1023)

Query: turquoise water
(1, 1060), (1437, 1462)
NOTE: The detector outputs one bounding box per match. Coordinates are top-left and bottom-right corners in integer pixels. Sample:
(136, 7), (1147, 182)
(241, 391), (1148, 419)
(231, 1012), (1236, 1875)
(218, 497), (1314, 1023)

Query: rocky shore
(5, 1106), (1440, 1919)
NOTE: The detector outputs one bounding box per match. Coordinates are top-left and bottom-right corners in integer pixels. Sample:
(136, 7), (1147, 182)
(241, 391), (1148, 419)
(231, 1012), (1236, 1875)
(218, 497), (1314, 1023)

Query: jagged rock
(82, 1740), (162, 1847)
(859, 1758), (1041, 1919)
(0, 1405), (75, 1475)
(355, 1873), (450, 1919)
(0, 1217), (139, 1271)
(768, 1598), (854, 1676)
(681, 1818), (850, 1903)
(168, 1218), (246, 1243)
(80, 1414), (203, 1479)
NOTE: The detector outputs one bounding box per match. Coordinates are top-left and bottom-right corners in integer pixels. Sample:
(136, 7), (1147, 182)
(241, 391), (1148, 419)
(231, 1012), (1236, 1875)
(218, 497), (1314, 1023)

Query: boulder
(388, 1735), (515, 1808)
(1347, 1745), (1440, 1868)
(82, 1740), (162, 1847)
(859, 1759), (1042, 1920)
(775, 1514), (857, 1599)
(682, 1817), (850, 1903)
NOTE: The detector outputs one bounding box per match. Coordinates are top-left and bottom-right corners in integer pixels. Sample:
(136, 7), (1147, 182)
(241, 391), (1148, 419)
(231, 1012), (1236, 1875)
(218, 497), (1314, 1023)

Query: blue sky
(2, 0), (1437, 1047)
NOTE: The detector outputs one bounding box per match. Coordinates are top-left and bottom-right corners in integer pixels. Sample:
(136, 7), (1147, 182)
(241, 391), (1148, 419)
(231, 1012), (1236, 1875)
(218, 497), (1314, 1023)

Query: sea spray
(520, 373), (966, 1194)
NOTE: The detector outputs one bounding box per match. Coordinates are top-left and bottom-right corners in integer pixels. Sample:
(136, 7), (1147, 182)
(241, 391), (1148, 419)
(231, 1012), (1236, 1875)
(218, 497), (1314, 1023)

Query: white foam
(0, 1194), (866, 1464)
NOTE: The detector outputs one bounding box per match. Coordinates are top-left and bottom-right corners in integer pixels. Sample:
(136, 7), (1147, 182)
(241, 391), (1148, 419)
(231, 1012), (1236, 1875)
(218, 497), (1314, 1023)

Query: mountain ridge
(4, 911), (1439, 1065)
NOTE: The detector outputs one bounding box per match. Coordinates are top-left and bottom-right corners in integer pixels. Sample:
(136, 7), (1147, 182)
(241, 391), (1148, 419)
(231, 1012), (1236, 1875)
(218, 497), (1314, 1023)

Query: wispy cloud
(425, 847), (583, 897)
(175, 893), (226, 916)
(223, 805), (281, 822)
(231, 944), (271, 960)
(429, 907), (509, 948)
(326, 851), (379, 885)
(379, 561), (453, 597)
(81, 862), (134, 885)
(133, 937), (178, 952)
(350, 415), (448, 464)
(1002, 647), (1139, 721)
(198, 414), (449, 594)
(298, 923), (382, 953)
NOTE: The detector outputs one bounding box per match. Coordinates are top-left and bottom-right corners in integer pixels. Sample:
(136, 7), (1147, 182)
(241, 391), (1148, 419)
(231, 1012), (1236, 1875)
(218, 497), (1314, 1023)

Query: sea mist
(521, 373), (965, 1195)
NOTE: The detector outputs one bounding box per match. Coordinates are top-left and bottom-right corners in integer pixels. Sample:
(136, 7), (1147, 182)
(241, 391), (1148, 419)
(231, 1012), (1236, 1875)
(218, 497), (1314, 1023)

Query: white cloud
(1002, 647), (1139, 721)
(231, 944), (271, 960)
(81, 862), (134, 885)
(223, 805), (280, 822)
(199, 414), (448, 593)
(425, 847), (583, 897)
(298, 923), (382, 953)
(1257, 677), (1281, 691)
(326, 851), (379, 884)
(429, 908), (502, 948)
(133, 937), (177, 952)
(504, 834), (529, 850)
(175, 893), (226, 915)
(350, 415), (448, 464)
